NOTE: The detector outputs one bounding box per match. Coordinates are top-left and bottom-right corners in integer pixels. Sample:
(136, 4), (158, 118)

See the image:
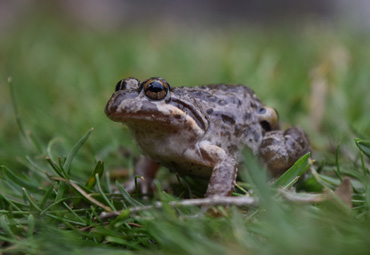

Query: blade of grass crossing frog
(64, 128), (94, 175)
(115, 181), (142, 207)
(241, 151), (275, 208)
(0, 165), (42, 194)
(273, 153), (310, 188)
(355, 139), (370, 158)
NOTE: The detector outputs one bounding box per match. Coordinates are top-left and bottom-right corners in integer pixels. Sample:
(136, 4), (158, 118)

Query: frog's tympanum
(105, 77), (309, 197)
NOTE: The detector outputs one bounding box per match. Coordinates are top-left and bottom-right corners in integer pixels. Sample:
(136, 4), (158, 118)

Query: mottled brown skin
(105, 77), (310, 197)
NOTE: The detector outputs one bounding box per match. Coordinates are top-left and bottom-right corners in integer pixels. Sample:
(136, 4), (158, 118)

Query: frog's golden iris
(142, 77), (169, 100)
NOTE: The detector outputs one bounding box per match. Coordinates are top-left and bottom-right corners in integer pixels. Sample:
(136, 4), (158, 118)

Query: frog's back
(172, 84), (265, 158)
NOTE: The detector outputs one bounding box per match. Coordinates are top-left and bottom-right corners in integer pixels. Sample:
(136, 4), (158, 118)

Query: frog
(105, 77), (310, 197)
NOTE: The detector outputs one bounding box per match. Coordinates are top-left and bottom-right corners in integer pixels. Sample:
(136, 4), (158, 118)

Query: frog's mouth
(105, 91), (209, 132)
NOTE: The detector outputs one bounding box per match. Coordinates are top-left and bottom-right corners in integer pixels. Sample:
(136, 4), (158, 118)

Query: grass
(1, 10), (370, 255)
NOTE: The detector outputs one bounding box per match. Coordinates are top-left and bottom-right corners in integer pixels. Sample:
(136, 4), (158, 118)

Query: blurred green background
(0, 1), (370, 253)
(1, 1), (369, 171)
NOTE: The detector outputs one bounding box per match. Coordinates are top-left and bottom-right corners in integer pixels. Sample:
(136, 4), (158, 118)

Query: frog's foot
(259, 127), (310, 176)
(190, 141), (238, 198)
(205, 157), (238, 197)
(122, 156), (160, 195)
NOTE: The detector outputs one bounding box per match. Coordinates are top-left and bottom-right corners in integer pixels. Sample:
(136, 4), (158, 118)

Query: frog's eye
(115, 79), (126, 92)
(142, 78), (170, 100)
(258, 106), (279, 131)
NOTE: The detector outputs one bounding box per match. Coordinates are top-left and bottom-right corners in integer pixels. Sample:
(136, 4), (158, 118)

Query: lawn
(1, 9), (370, 255)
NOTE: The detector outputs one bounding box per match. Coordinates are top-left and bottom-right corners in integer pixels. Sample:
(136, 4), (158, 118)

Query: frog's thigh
(259, 127), (309, 176)
(198, 141), (238, 197)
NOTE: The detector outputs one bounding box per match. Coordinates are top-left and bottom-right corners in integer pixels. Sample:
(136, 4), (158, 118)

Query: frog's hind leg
(259, 127), (310, 176)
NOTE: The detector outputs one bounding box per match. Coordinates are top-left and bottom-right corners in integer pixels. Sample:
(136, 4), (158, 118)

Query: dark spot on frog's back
(243, 112), (251, 121)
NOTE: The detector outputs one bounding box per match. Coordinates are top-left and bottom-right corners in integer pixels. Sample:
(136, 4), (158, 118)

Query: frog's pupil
(147, 81), (164, 92)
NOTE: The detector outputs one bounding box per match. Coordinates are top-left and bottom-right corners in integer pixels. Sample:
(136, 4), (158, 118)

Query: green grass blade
(115, 181), (142, 207)
(85, 161), (104, 190)
(0, 215), (16, 239)
(335, 144), (343, 182)
(63, 202), (85, 224)
(95, 173), (116, 212)
(55, 181), (67, 202)
(0, 165), (42, 194)
(46, 157), (64, 178)
(355, 139), (370, 158)
(27, 214), (35, 238)
(273, 152), (310, 188)
(40, 184), (55, 209)
(8, 77), (26, 138)
(22, 188), (42, 212)
(47, 137), (64, 163)
(64, 128), (94, 174)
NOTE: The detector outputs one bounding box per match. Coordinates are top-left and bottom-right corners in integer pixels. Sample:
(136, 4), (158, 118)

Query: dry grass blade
(52, 177), (112, 212)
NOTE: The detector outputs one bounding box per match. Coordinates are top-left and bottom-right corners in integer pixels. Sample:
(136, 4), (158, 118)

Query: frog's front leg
(124, 156), (160, 194)
(185, 141), (238, 197)
(259, 127), (310, 176)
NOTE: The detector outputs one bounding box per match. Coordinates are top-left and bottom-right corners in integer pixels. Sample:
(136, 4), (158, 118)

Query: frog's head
(105, 77), (208, 138)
